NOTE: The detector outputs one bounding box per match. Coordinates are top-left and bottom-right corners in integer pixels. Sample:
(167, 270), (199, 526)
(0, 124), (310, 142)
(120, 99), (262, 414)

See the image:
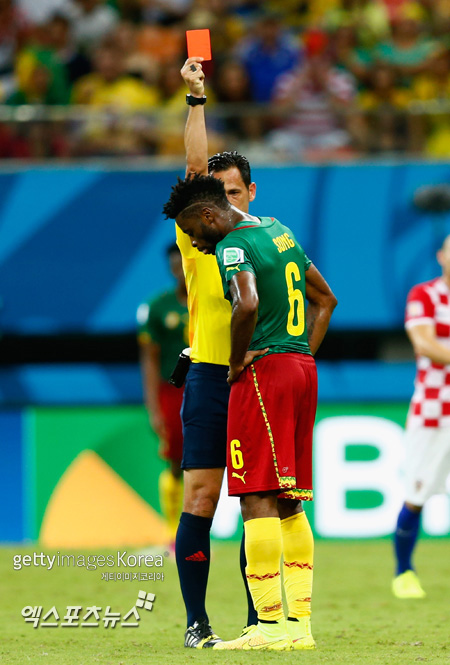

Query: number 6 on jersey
(285, 261), (305, 336)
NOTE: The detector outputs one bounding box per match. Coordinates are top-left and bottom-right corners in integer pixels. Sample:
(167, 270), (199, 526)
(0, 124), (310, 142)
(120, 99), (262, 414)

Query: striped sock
(281, 512), (314, 619)
(244, 517), (284, 623)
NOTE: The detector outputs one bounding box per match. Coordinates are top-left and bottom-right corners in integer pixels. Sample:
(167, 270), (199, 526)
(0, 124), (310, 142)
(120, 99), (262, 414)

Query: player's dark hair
(163, 173), (230, 220)
(208, 151), (252, 188)
(166, 242), (180, 257)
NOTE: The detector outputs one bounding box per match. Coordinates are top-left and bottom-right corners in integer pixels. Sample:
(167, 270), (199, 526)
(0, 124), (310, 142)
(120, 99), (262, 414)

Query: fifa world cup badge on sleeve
(223, 248), (245, 265)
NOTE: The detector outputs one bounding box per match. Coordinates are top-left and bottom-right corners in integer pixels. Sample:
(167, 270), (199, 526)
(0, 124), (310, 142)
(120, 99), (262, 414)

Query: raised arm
(305, 263), (338, 355)
(180, 57), (208, 177)
(407, 324), (450, 365)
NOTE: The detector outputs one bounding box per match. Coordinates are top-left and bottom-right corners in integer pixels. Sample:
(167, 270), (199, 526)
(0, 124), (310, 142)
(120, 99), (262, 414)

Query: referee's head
(207, 151), (256, 214)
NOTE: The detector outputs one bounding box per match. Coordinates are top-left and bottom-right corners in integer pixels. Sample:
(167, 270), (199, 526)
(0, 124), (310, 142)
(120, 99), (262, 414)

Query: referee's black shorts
(181, 362), (230, 469)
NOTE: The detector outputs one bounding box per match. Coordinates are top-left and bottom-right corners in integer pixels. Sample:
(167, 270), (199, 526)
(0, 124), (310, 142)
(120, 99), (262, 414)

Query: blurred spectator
(0, 0), (30, 101)
(71, 40), (160, 157)
(421, 0), (450, 43)
(357, 63), (411, 152)
(9, 46), (70, 104)
(0, 122), (31, 157)
(26, 120), (70, 158)
(269, 53), (356, 160)
(214, 59), (253, 139)
(137, 25), (184, 66)
(260, 0), (310, 31)
(413, 47), (450, 101)
(0, 117), (69, 159)
(229, 0), (265, 22)
(44, 13), (92, 84)
(215, 59), (252, 105)
(185, 0), (245, 61)
(141, 0), (193, 26)
(330, 24), (373, 86)
(71, 0), (119, 53)
(72, 40), (159, 107)
(158, 60), (187, 106)
(375, 2), (439, 83)
(412, 48), (450, 157)
(324, 0), (390, 48)
(234, 114), (272, 163)
(112, 21), (159, 85)
(237, 11), (301, 102)
(0, 0), (448, 161)
(17, 0), (73, 25)
(115, 0), (143, 22)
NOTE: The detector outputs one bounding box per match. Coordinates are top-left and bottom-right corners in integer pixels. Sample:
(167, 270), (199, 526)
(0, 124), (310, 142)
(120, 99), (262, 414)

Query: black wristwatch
(186, 94), (207, 106)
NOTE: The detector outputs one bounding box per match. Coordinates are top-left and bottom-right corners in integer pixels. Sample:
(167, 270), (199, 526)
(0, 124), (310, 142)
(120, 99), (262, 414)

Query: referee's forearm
(185, 107), (208, 176)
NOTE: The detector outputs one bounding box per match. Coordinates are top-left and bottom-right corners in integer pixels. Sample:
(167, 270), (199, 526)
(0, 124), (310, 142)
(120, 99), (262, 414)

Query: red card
(186, 29), (212, 61)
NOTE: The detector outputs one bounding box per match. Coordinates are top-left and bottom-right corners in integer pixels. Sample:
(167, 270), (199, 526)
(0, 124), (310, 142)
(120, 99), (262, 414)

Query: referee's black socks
(175, 512), (213, 627)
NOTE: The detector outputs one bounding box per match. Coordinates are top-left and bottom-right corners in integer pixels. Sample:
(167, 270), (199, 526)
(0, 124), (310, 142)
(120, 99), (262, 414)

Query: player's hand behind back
(181, 57), (205, 97)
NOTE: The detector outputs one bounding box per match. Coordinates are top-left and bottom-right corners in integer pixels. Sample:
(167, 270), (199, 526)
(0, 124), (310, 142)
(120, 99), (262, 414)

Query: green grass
(1, 540), (449, 664)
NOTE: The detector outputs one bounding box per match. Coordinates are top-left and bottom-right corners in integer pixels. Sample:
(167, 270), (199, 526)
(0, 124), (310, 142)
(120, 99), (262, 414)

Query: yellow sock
(281, 512), (314, 618)
(158, 469), (183, 541)
(244, 517), (284, 623)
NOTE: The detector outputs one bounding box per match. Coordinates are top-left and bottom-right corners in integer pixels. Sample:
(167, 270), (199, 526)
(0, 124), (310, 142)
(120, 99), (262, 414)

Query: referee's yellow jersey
(176, 225), (231, 365)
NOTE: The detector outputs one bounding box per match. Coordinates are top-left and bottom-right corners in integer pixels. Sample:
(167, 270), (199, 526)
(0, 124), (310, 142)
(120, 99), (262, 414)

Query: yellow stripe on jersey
(176, 225), (231, 365)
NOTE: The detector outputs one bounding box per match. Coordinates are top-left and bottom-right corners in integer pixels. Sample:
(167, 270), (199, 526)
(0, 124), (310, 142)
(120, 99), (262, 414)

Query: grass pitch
(1, 540), (449, 665)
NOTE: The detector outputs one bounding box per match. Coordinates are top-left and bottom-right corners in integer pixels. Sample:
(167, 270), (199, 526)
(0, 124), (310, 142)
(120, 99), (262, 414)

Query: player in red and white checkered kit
(393, 235), (450, 599)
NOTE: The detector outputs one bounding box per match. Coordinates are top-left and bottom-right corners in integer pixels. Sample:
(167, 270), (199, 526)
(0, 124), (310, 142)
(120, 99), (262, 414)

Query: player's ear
(248, 182), (256, 202)
(201, 206), (214, 225)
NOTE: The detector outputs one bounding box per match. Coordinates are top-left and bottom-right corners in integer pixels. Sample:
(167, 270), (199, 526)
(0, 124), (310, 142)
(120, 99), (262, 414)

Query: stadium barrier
(1, 403), (449, 545)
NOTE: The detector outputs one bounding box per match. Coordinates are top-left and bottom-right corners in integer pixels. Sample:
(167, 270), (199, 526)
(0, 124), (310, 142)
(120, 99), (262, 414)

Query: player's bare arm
(140, 341), (167, 441)
(305, 264), (338, 355)
(407, 324), (450, 365)
(228, 271), (268, 384)
(181, 57), (208, 177)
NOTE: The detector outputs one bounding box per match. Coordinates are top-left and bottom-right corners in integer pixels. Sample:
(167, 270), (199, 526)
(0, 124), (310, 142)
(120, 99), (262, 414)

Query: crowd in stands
(0, 0), (449, 160)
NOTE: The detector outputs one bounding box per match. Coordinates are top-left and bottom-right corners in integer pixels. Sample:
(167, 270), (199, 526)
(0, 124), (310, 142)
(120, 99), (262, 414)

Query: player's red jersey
(405, 277), (450, 428)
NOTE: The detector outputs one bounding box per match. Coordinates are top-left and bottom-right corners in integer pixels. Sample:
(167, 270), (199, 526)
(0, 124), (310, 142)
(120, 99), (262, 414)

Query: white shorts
(403, 426), (450, 506)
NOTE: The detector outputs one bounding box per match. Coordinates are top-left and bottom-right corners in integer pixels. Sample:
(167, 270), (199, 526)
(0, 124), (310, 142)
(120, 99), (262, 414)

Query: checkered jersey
(405, 277), (450, 428)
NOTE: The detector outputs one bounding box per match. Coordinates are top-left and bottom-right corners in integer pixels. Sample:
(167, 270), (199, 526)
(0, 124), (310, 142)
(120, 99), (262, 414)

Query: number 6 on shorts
(230, 439), (244, 469)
